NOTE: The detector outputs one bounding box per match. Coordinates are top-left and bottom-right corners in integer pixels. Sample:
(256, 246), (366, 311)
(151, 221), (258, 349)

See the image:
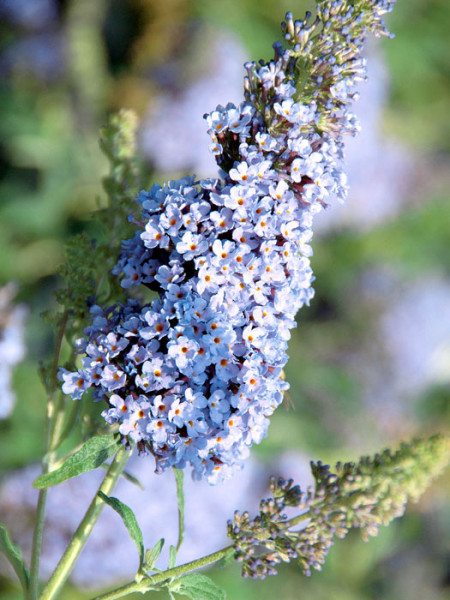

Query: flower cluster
(228, 434), (450, 578)
(228, 477), (306, 578)
(60, 1), (396, 482)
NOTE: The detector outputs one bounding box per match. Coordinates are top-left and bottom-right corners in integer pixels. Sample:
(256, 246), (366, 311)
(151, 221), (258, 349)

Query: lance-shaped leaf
(100, 463), (144, 490)
(145, 538), (165, 571)
(170, 573), (226, 600)
(0, 525), (30, 591)
(98, 492), (144, 567)
(119, 469), (144, 489)
(168, 545), (177, 569)
(33, 435), (120, 489)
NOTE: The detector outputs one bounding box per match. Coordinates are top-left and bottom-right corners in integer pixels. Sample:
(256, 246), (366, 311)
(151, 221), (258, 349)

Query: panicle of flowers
(59, 0), (396, 483)
(228, 477), (308, 578)
(228, 434), (450, 578)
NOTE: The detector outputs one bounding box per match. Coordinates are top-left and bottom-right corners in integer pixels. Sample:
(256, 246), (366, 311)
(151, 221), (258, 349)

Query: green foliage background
(0, 0), (449, 598)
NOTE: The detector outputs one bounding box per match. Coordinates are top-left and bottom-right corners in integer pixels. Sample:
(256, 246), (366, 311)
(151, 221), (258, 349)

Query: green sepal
(169, 573), (226, 600)
(32, 435), (120, 488)
(98, 492), (144, 567)
(0, 525), (30, 591)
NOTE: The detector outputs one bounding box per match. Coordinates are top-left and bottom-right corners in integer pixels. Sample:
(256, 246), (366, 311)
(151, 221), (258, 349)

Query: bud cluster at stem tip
(59, 0), (396, 483)
(228, 434), (449, 578)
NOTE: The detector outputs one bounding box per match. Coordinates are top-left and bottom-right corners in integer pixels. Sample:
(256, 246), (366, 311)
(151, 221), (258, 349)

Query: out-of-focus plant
(0, 2), (448, 600)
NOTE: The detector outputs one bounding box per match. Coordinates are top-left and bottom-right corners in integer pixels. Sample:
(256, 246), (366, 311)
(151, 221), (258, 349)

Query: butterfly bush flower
(60, 1), (396, 483)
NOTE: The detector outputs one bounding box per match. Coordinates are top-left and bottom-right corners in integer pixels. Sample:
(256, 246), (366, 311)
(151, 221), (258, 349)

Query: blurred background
(0, 0), (449, 598)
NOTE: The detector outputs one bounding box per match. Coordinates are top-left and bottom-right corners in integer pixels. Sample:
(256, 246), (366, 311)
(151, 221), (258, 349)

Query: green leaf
(0, 525), (30, 591)
(145, 538), (165, 570)
(100, 464), (144, 490)
(173, 467), (185, 551)
(33, 435), (120, 488)
(98, 492), (144, 566)
(120, 469), (144, 490)
(171, 573), (226, 600)
(168, 545), (177, 569)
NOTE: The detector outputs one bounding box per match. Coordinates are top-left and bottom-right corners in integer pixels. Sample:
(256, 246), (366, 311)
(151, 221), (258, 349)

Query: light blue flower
(60, 0), (397, 482)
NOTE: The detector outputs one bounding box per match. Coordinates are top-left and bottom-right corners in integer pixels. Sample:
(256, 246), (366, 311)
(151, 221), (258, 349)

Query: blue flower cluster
(60, 2), (396, 483)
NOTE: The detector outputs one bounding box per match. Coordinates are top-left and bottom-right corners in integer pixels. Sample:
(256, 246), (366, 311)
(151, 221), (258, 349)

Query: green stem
(247, 509), (313, 545)
(284, 508), (313, 529)
(39, 446), (131, 600)
(173, 468), (184, 552)
(28, 489), (48, 599)
(90, 546), (235, 600)
(29, 311), (69, 600)
(90, 506), (313, 600)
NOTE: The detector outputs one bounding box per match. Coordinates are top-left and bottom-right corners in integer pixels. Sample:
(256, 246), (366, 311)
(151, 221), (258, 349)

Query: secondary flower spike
(60, 1), (396, 483)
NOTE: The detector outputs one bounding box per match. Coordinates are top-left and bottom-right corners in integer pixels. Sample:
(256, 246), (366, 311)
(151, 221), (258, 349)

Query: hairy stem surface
(91, 546), (235, 600)
(39, 446), (131, 600)
(29, 311), (69, 600)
